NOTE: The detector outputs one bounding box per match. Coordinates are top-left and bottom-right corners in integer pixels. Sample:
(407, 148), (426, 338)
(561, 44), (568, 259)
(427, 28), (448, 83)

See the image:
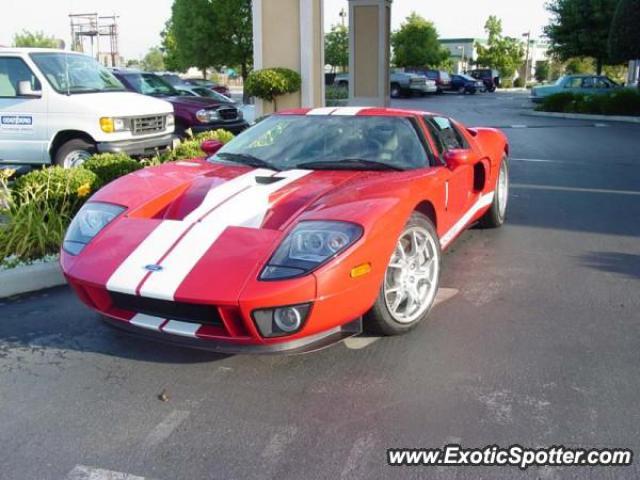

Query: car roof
(278, 107), (439, 118)
(0, 47), (83, 55)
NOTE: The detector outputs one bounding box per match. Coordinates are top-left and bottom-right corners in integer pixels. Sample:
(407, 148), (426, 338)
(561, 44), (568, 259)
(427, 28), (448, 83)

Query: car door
(0, 56), (48, 165)
(422, 115), (477, 230)
(563, 76), (583, 93)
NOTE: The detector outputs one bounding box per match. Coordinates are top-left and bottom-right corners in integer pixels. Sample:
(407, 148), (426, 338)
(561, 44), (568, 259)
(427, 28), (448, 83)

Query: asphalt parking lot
(1, 91), (639, 480)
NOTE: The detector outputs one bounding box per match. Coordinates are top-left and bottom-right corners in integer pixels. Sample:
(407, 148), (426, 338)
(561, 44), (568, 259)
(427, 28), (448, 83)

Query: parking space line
(511, 183), (640, 196)
(511, 157), (558, 163)
(66, 465), (149, 480)
(141, 410), (190, 450)
(343, 288), (459, 350)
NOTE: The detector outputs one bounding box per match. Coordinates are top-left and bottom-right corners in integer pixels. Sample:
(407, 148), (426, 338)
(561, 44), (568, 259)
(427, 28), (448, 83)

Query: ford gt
(61, 107), (509, 354)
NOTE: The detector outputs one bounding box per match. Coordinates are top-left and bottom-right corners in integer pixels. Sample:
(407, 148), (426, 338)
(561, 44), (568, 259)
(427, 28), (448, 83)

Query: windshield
(192, 87), (232, 102)
(159, 74), (184, 86)
(460, 74), (476, 81)
(30, 52), (124, 94)
(211, 114), (427, 170)
(123, 73), (177, 96)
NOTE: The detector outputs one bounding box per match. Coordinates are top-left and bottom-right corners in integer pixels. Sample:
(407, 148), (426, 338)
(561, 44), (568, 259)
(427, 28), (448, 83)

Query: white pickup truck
(0, 48), (177, 169)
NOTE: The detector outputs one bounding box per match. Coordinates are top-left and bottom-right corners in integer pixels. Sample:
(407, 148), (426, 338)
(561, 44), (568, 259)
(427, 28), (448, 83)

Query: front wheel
(365, 212), (441, 335)
(479, 156), (509, 228)
(390, 83), (402, 98)
(54, 138), (95, 168)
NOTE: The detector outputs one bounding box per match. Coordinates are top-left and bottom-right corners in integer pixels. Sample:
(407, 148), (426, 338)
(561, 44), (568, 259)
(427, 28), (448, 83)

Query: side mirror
(200, 139), (224, 156)
(18, 81), (41, 98)
(443, 149), (471, 167)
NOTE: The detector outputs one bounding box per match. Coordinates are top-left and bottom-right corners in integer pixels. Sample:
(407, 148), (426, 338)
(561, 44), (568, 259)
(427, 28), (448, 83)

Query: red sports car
(61, 107), (509, 354)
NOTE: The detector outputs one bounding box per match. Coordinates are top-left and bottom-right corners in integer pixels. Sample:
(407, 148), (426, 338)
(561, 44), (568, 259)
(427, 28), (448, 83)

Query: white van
(0, 48), (176, 168)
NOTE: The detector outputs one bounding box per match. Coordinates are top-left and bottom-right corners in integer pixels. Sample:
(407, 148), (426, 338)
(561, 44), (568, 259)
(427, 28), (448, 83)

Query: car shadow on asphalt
(0, 286), (230, 364)
(577, 252), (640, 280)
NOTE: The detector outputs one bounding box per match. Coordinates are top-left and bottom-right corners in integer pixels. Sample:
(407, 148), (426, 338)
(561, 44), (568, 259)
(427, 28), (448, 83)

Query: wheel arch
(413, 199), (438, 229)
(49, 130), (96, 163)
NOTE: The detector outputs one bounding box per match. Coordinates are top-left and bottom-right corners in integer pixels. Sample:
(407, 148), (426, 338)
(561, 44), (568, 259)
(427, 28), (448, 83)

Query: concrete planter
(526, 110), (640, 123)
(0, 261), (66, 298)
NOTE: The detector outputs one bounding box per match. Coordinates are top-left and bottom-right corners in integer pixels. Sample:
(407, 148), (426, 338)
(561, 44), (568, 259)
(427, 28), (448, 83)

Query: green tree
(141, 47), (165, 72)
(564, 57), (595, 74)
(544, 0), (618, 74)
(325, 24), (348, 72)
(160, 19), (187, 71)
(171, 0), (219, 77)
(608, 0), (640, 85)
(535, 61), (550, 82)
(12, 30), (59, 48)
(475, 16), (524, 80)
(391, 13), (450, 68)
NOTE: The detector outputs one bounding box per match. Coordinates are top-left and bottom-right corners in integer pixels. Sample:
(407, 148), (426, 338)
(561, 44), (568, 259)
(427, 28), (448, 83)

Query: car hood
(63, 161), (390, 304)
(56, 91), (174, 116)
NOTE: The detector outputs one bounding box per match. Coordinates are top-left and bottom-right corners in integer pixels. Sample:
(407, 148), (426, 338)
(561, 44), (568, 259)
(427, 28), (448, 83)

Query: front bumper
(97, 132), (178, 156)
(530, 96), (543, 103)
(102, 314), (362, 354)
(191, 120), (249, 135)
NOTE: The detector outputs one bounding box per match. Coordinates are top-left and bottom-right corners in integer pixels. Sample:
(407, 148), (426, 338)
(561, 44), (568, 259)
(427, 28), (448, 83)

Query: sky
(0, 0), (552, 60)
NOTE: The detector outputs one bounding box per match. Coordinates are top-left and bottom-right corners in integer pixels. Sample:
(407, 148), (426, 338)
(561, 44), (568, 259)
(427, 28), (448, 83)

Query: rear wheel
(390, 83), (402, 98)
(365, 212), (441, 335)
(479, 156), (509, 228)
(54, 138), (95, 168)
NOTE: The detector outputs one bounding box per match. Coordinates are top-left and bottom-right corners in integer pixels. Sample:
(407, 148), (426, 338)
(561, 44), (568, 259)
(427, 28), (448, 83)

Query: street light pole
(522, 31), (531, 84)
(339, 8), (347, 27)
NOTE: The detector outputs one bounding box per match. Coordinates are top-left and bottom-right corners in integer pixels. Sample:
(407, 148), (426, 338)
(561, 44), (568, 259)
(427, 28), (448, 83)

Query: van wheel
(54, 139), (95, 168)
(390, 83), (401, 98)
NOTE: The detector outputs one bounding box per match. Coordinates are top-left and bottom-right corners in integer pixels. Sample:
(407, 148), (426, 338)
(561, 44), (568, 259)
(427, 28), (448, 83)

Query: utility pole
(339, 8), (347, 27)
(522, 31), (531, 83)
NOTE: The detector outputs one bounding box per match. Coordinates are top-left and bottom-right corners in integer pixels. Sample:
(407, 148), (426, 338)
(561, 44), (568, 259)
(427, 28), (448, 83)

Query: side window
(0, 57), (41, 98)
(566, 77), (582, 88)
(423, 116), (467, 157)
(596, 77), (613, 88)
(581, 77), (595, 88)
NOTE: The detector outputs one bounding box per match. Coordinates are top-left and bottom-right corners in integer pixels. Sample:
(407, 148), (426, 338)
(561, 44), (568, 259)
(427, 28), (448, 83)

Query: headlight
(195, 109), (219, 123)
(260, 221), (363, 280)
(63, 202), (125, 255)
(99, 117), (128, 133)
(166, 113), (175, 127)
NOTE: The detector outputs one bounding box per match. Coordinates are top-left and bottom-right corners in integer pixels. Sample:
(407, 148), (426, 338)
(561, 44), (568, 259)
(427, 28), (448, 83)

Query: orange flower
(77, 183), (91, 198)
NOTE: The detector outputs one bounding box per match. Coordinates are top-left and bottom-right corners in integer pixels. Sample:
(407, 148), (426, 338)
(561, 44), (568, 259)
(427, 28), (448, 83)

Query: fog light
(252, 303), (311, 338)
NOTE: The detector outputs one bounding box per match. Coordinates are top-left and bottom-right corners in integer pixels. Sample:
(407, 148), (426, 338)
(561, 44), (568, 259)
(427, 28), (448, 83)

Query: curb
(0, 261), (66, 298)
(525, 111), (640, 124)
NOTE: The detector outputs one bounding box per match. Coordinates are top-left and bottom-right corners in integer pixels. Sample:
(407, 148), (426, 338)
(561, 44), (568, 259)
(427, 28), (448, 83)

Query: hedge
(537, 89), (640, 116)
(82, 153), (143, 188)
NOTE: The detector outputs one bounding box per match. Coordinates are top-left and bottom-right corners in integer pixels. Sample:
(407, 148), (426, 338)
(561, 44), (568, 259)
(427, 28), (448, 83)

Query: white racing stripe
(106, 169), (275, 295)
(440, 192), (494, 249)
(138, 169), (312, 301)
(331, 106), (365, 116)
(307, 107), (337, 115)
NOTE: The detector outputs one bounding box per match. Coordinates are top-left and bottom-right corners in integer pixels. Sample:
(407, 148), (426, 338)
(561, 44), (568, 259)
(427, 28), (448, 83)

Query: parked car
(155, 72), (189, 88)
(0, 48), (176, 168)
(111, 69), (248, 136)
(333, 72), (437, 98)
(422, 69), (452, 93)
(530, 75), (622, 103)
(450, 74), (485, 94)
(467, 68), (500, 92)
(182, 78), (232, 98)
(61, 106), (509, 353)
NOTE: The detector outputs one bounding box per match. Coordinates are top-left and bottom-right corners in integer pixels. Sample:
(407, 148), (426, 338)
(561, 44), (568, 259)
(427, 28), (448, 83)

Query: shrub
(513, 77), (525, 88)
(538, 90), (640, 115)
(193, 128), (235, 144)
(501, 78), (514, 88)
(12, 166), (97, 213)
(245, 67), (302, 111)
(82, 153), (143, 188)
(0, 194), (73, 262)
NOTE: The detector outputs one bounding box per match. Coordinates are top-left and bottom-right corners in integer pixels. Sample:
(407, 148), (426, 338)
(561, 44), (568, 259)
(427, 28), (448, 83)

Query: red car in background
(61, 107), (509, 354)
(183, 78), (232, 98)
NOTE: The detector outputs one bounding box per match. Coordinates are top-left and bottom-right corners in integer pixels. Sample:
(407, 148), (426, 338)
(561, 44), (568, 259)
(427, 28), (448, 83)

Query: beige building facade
(252, 0), (392, 116)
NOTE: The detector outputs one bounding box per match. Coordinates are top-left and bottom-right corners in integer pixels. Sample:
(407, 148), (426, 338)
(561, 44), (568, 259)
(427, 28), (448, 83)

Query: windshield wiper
(216, 152), (280, 171)
(295, 158), (405, 171)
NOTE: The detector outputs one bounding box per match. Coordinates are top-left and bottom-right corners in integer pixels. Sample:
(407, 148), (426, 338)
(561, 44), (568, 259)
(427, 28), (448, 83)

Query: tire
(390, 83), (401, 98)
(479, 156), (509, 228)
(365, 212), (441, 336)
(54, 138), (95, 168)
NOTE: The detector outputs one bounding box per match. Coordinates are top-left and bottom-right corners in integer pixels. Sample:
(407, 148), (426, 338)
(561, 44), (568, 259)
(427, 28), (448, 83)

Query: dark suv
(466, 69), (500, 92)
(112, 69), (247, 137)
